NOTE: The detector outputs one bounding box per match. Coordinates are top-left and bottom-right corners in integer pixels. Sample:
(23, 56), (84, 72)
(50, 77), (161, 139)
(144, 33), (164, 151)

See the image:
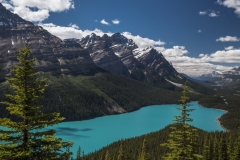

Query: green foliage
(199, 95), (240, 131)
(0, 71), (185, 122)
(161, 84), (203, 160)
(117, 141), (124, 160)
(0, 46), (73, 159)
(138, 136), (149, 160)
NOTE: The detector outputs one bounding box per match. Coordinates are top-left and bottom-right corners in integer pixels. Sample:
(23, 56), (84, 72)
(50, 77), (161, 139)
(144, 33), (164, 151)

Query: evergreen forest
(0, 46), (240, 159)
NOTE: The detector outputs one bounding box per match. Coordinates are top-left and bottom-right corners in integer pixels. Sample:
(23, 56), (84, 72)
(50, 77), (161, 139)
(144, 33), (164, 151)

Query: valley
(0, 2), (240, 159)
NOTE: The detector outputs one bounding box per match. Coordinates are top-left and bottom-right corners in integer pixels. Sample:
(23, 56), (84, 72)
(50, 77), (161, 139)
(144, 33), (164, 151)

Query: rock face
(79, 33), (181, 85)
(0, 2), (182, 86)
(0, 3), (98, 80)
(79, 33), (139, 76)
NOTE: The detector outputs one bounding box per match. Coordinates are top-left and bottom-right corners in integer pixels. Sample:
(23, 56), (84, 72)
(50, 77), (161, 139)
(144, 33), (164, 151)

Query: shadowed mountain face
(0, 2), (182, 86)
(0, 3), (98, 80)
(0, 3), (214, 121)
(79, 33), (182, 86)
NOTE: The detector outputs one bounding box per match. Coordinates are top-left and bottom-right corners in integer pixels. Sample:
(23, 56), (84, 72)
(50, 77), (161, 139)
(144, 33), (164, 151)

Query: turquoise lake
(0, 102), (227, 157)
(51, 101), (226, 156)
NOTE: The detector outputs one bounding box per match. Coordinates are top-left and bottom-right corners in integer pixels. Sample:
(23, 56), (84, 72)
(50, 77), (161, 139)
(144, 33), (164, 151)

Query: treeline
(0, 72), (186, 122)
(199, 95), (240, 130)
(80, 125), (240, 160)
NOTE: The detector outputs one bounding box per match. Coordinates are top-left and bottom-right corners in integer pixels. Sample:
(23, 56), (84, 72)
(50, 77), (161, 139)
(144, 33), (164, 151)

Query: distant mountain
(222, 67), (240, 75)
(194, 67), (240, 84)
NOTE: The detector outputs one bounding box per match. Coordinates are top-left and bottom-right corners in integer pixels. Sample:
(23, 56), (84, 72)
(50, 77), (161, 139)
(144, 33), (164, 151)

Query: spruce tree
(104, 150), (110, 160)
(0, 46), (73, 159)
(76, 146), (82, 159)
(161, 83), (203, 160)
(117, 141), (124, 160)
(231, 128), (240, 160)
(138, 136), (148, 160)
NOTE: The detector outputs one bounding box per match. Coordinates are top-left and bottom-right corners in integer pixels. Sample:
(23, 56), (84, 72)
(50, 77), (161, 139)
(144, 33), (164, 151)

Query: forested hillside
(83, 125), (240, 160)
(0, 72), (185, 121)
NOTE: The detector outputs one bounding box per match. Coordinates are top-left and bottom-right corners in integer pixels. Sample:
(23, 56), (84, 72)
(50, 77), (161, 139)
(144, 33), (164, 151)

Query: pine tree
(161, 83), (203, 160)
(0, 45), (73, 159)
(203, 134), (211, 160)
(138, 136), (148, 160)
(76, 146), (82, 159)
(231, 128), (240, 160)
(117, 141), (124, 160)
(218, 137), (228, 160)
(105, 150), (110, 160)
(212, 136), (219, 160)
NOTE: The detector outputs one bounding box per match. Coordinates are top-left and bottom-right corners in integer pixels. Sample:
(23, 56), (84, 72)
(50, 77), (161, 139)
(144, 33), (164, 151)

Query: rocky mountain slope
(79, 33), (183, 88)
(0, 3), (213, 121)
(0, 3), (98, 81)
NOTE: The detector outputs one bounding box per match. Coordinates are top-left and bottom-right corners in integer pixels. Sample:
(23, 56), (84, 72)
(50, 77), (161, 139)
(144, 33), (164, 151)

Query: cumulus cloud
(39, 23), (113, 39)
(201, 49), (240, 63)
(209, 12), (218, 17)
(225, 46), (234, 50)
(122, 32), (165, 48)
(218, 0), (240, 16)
(216, 36), (239, 42)
(100, 19), (110, 25)
(162, 46), (188, 57)
(112, 19), (120, 24)
(162, 53), (232, 76)
(0, 0), (74, 22)
(68, 23), (79, 29)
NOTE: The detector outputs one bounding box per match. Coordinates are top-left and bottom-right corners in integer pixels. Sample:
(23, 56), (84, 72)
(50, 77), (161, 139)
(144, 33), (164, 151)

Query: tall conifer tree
(161, 83), (203, 160)
(0, 46), (73, 159)
(117, 141), (124, 160)
(138, 136), (148, 160)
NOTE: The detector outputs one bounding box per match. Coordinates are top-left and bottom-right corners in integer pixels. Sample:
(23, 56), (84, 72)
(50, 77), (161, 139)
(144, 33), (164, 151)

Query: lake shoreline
(196, 102), (228, 131)
(215, 109), (228, 131)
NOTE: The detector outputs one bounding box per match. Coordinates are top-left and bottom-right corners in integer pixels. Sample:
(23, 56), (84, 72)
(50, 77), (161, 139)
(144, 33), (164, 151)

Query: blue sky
(1, 0), (240, 76)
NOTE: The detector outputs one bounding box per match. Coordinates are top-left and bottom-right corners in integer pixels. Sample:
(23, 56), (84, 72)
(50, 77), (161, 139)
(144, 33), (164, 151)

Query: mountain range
(193, 67), (240, 85)
(0, 3), (212, 121)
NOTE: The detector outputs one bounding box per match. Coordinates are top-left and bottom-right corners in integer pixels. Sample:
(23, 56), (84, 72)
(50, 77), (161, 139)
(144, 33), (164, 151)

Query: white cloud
(199, 11), (207, 15)
(160, 46), (236, 76)
(225, 46), (234, 50)
(198, 30), (202, 33)
(68, 23), (79, 29)
(122, 32), (165, 48)
(162, 46), (188, 57)
(209, 12), (218, 17)
(39, 23), (113, 39)
(201, 49), (240, 63)
(216, 36), (239, 42)
(100, 19), (110, 25)
(199, 10), (219, 17)
(218, 0), (240, 16)
(39, 23), (165, 49)
(0, 0), (74, 22)
(112, 19), (120, 24)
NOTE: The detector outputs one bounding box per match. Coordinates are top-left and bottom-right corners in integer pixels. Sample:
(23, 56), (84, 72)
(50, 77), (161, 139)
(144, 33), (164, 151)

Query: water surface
(0, 102), (227, 157)
(52, 102), (226, 155)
